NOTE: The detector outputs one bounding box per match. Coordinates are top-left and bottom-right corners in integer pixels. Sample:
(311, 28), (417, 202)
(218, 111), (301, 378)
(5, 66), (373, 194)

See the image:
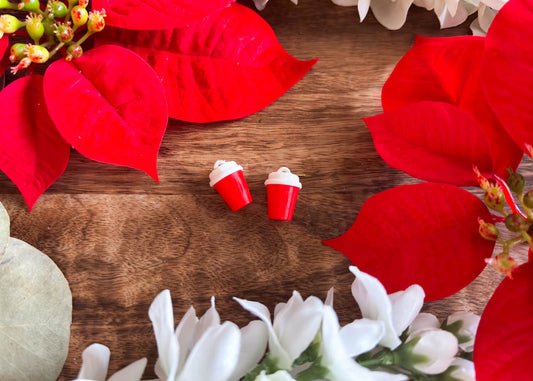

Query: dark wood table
(1, 0), (526, 379)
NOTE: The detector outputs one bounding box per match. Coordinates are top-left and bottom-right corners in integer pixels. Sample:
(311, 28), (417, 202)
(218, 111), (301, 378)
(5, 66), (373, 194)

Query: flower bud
(484, 184), (505, 213)
(47, 0), (68, 18)
(441, 358), (476, 381)
(71, 5), (88, 27)
(395, 328), (458, 375)
(42, 17), (55, 35)
(506, 168), (525, 195)
(524, 190), (533, 209)
(9, 43), (27, 62)
(505, 213), (530, 232)
(485, 254), (518, 279)
(87, 9), (106, 32)
(0, 15), (25, 34)
(477, 218), (499, 241)
(0, 0), (18, 10)
(79, 0), (89, 8)
(407, 312), (440, 336)
(66, 44), (83, 60)
(25, 13), (44, 43)
(55, 22), (74, 42)
(442, 311), (480, 352)
(18, 0), (41, 12)
(26, 44), (50, 63)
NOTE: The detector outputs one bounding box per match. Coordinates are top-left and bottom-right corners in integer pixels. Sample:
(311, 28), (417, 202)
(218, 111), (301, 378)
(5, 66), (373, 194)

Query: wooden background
(1, 0), (530, 379)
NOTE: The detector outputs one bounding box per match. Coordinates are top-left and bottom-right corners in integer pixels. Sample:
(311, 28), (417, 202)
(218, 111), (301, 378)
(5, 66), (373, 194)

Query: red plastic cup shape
(209, 160), (252, 211)
(265, 167), (302, 221)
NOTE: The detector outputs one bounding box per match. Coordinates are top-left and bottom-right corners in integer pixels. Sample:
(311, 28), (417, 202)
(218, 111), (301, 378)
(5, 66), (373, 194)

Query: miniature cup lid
(264, 167), (302, 188)
(209, 160), (244, 187)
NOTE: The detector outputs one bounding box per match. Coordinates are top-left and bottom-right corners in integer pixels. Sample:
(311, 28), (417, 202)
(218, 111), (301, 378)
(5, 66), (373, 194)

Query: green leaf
(0, 237), (72, 381)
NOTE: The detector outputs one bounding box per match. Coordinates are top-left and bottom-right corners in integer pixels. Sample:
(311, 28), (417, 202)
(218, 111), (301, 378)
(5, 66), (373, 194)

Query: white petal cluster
(252, 0), (508, 33)
(72, 267), (475, 381)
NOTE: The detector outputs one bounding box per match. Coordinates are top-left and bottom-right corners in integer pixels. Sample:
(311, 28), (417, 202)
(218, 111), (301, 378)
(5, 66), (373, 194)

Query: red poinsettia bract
(94, 3), (318, 123)
(326, 0), (533, 377)
(474, 261), (533, 380)
(0, 0), (316, 210)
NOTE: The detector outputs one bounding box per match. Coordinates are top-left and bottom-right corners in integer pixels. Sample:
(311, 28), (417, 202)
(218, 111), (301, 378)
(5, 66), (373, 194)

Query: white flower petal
(408, 312), (440, 335)
(339, 318), (385, 357)
(331, 0), (359, 5)
(274, 292), (323, 363)
(148, 290), (179, 381)
(349, 266), (400, 349)
(370, 371), (409, 381)
(107, 358), (147, 381)
(389, 284), (424, 336)
(358, 0), (371, 21)
(479, 0), (506, 10)
(444, 0), (460, 16)
(446, 311), (480, 352)
(325, 287), (334, 307)
(230, 320), (269, 381)
(413, 0), (435, 10)
(175, 306), (198, 372)
(77, 344), (110, 381)
(177, 322), (241, 381)
(435, 1), (468, 28)
(253, 0), (269, 10)
(194, 296), (220, 343)
(254, 370), (297, 381)
(234, 297), (290, 368)
(449, 358), (475, 381)
(408, 328), (458, 374)
(370, 0), (414, 30)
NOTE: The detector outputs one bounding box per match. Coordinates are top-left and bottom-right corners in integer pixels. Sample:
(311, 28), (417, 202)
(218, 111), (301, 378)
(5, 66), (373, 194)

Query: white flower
(320, 305), (408, 381)
(234, 291), (324, 370)
(253, 370), (297, 381)
(150, 290), (266, 381)
(349, 266), (425, 349)
(407, 312), (440, 335)
(444, 311), (480, 352)
(332, 0), (415, 30)
(447, 357), (476, 381)
(403, 328), (458, 374)
(73, 343), (147, 381)
(252, 0), (297, 11)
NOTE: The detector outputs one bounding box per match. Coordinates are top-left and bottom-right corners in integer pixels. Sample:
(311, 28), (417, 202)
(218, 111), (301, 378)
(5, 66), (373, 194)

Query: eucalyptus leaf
(0, 202), (8, 261)
(0, 237), (72, 381)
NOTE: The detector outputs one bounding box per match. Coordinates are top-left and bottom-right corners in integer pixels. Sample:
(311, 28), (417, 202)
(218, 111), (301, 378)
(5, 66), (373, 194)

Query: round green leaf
(0, 237), (72, 381)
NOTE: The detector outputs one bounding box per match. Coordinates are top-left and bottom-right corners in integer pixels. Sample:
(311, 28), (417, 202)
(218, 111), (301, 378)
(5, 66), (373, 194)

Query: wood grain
(1, 0), (531, 379)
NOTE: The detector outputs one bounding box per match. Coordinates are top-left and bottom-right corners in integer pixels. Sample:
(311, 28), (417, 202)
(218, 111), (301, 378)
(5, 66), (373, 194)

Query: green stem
(47, 41), (64, 59)
(75, 30), (93, 46)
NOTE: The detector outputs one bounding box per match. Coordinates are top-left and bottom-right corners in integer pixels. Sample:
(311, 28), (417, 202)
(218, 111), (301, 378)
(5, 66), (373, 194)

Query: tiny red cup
(209, 160), (252, 211)
(265, 167), (302, 221)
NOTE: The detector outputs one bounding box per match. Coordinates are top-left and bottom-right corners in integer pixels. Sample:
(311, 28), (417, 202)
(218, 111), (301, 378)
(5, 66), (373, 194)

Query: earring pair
(209, 160), (302, 221)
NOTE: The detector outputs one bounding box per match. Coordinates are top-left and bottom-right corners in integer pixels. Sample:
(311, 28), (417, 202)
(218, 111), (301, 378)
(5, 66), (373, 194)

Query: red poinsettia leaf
(364, 101), (493, 186)
(0, 35), (9, 75)
(382, 36), (522, 178)
(323, 182), (494, 301)
(0, 75), (70, 210)
(43, 45), (168, 181)
(481, 0), (533, 155)
(92, 0), (235, 30)
(474, 261), (533, 380)
(95, 3), (317, 123)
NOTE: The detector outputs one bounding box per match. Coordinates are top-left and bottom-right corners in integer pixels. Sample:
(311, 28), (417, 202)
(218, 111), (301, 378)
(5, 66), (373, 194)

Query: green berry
(55, 22), (74, 42)
(18, 0), (41, 12)
(66, 44), (82, 60)
(9, 43), (27, 62)
(26, 14), (44, 43)
(524, 190), (533, 209)
(0, 15), (26, 34)
(484, 184), (506, 213)
(71, 5), (88, 27)
(505, 213), (530, 232)
(26, 44), (50, 63)
(506, 168), (525, 195)
(47, 0), (68, 18)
